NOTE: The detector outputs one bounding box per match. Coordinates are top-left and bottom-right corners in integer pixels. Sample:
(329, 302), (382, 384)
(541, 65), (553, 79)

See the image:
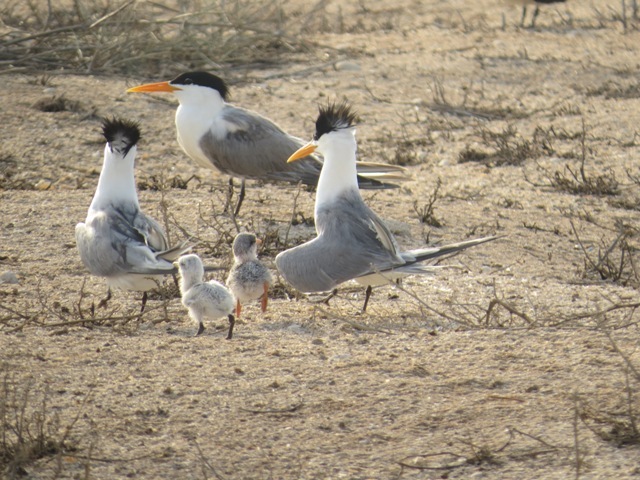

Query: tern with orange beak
(127, 72), (407, 214)
(275, 102), (497, 311)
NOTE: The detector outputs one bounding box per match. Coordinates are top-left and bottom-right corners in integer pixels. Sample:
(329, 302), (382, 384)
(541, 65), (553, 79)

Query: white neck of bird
(315, 128), (360, 215)
(179, 270), (202, 293)
(235, 249), (257, 264)
(174, 88), (226, 164)
(89, 145), (139, 211)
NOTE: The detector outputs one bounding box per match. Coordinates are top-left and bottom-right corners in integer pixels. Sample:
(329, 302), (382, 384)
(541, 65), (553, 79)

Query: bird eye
(184, 78), (193, 85)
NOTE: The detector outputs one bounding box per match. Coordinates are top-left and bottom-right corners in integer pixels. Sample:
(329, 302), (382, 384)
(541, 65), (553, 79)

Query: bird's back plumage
(129, 71), (407, 190)
(276, 101), (497, 295)
(182, 280), (235, 319)
(198, 104), (324, 184)
(227, 259), (273, 301)
(276, 189), (404, 292)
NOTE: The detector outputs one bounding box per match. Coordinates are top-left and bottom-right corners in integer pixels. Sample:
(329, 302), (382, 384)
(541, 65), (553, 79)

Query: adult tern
(75, 118), (191, 311)
(175, 254), (236, 338)
(127, 72), (407, 214)
(226, 233), (273, 318)
(275, 102), (496, 311)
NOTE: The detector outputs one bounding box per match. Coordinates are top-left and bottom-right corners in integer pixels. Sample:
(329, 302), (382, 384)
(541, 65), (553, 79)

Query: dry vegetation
(0, 0), (324, 75)
(1, 0), (640, 479)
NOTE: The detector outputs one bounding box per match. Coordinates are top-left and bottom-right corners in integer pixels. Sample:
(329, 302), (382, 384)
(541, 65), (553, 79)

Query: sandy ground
(2, 0), (640, 478)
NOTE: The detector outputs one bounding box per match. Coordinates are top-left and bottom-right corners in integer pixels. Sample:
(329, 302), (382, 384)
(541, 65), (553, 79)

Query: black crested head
(314, 101), (358, 141)
(170, 72), (230, 101)
(101, 117), (141, 156)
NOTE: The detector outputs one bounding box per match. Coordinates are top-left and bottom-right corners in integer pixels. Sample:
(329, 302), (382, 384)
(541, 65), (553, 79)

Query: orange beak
(126, 81), (180, 94)
(256, 238), (263, 246)
(287, 142), (317, 163)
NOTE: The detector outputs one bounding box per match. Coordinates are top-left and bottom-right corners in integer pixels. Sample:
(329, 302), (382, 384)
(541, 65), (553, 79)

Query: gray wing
(132, 211), (168, 252)
(75, 205), (179, 277)
(200, 105), (323, 184)
(200, 106), (404, 189)
(133, 211), (191, 262)
(275, 189), (404, 292)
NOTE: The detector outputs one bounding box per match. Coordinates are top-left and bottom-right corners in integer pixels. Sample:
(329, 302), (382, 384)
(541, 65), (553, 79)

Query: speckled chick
(175, 254), (236, 339)
(226, 233), (273, 318)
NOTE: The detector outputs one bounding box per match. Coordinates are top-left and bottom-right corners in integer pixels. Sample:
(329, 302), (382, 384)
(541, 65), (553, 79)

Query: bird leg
(97, 288), (112, 309)
(236, 299), (242, 318)
(140, 291), (148, 313)
(520, 6), (527, 27)
(530, 5), (540, 27)
(195, 321), (205, 337)
(233, 179), (246, 216)
(361, 285), (373, 313)
(226, 314), (235, 340)
(261, 282), (269, 312)
(224, 177), (235, 214)
(314, 288), (338, 305)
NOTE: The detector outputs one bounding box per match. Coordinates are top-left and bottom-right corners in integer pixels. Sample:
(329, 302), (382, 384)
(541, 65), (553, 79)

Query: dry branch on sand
(0, 0), (325, 75)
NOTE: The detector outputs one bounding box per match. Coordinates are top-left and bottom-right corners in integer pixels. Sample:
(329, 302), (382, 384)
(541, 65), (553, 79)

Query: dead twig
(312, 306), (394, 334)
(484, 298), (535, 326)
(283, 182), (304, 249)
(397, 452), (468, 471)
(603, 330), (640, 381)
(194, 440), (226, 480)
(239, 402), (304, 414)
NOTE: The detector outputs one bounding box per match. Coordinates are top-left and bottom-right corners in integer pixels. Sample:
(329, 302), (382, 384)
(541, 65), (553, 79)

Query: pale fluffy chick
(175, 254), (236, 339)
(226, 233), (273, 317)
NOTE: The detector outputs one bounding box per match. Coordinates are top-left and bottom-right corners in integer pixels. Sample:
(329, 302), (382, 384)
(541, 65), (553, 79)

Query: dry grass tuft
(398, 428), (562, 473)
(32, 95), (83, 113)
(0, 0), (324, 76)
(577, 332), (640, 448)
(459, 125), (553, 167)
(137, 173), (200, 191)
(579, 401), (640, 447)
(387, 139), (431, 167)
(572, 221), (639, 287)
(0, 152), (34, 190)
(0, 375), (74, 478)
(586, 80), (640, 99)
(549, 165), (620, 196)
(413, 178), (443, 227)
(528, 120), (621, 196)
(427, 78), (526, 121)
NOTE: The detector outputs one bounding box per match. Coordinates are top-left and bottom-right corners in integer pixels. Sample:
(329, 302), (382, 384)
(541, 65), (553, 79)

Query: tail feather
(354, 161), (409, 175)
(356, 175), (401, 190)
(157, 241), (192, 262)
(408, 236), (499, 265)
(355, 161), (410, 189)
